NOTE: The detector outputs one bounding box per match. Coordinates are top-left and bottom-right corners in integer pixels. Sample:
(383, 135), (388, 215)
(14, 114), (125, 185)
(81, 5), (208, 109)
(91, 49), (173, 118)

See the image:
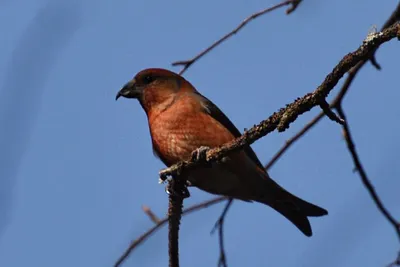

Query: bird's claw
(191, 146), (210, 162)
(158, 168), (174, 184)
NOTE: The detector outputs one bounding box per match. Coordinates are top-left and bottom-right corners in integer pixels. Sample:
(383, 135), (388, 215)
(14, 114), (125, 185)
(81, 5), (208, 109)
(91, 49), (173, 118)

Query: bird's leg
(191, 146), (210, 163)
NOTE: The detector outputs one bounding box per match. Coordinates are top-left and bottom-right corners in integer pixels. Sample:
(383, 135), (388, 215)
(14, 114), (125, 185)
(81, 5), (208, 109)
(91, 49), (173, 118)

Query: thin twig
(265, 60), (366, 169)
(319, 99), (345, 125)
(142, 205), (161, 224)
(172, 0), (302, 75)
(114, 196), (227, 267)
(336, 105), (400, 241)
(370, 1), (400, 69)
(265, 111), (324, 169)
(210, 199), (233, 267)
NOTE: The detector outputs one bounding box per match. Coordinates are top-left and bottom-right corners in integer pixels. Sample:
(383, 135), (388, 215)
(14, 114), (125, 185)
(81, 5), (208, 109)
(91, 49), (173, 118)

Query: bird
(116, 68), (327, 236)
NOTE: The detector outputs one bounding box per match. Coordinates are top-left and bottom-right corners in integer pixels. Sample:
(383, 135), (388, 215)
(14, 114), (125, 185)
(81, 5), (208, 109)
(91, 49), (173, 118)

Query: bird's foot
(191, 146), (210, 163)
(158, 169), (171, 184)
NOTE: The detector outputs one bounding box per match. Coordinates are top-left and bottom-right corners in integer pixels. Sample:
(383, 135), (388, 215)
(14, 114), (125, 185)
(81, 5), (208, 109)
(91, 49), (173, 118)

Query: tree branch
(167, 179), (186, 267)
(266, 1), (400, 170)
(336, 106), (400, 242)
(266, 7), (400, 261)
(265, 59), (366, 169)
(160, 22), (400, 182)
(319, 99), (345, 124)
(211, 199), (233, 267)
(172, 0), (303, 75)
(142, 205), (161, 224)
(370, 1), (400, 69)
(114, 196), (227, 267)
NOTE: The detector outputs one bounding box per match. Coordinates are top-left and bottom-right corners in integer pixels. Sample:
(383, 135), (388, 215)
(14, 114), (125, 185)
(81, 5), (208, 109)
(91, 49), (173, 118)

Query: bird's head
(116, 68), (194, 113)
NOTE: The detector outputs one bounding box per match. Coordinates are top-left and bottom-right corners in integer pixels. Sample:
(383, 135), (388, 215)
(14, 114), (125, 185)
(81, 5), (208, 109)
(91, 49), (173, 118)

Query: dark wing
(195, 92), (265, 170)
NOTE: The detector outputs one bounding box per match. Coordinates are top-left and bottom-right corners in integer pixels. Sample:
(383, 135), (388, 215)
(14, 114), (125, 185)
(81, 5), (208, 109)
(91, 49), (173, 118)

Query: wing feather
(194, 92), (265, 170)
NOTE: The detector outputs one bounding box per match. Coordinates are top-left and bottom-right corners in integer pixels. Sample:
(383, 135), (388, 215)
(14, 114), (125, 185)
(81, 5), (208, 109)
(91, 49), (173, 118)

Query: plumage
(116, 68), (328, 236)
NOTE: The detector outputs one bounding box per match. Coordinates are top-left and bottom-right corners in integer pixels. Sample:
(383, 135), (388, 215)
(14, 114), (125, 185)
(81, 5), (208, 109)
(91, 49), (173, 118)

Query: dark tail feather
(272, 197), (327, 237)
(288, 193), (328, 218)
(257, 184), (328, 237)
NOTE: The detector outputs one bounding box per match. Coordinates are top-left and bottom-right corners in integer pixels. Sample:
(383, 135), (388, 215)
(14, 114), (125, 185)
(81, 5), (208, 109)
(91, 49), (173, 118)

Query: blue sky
(0, 0), (399, 266)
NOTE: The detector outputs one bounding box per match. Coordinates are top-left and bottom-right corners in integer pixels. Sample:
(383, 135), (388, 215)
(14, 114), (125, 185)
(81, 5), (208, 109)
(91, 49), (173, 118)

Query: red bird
(116, 68), (327, 236)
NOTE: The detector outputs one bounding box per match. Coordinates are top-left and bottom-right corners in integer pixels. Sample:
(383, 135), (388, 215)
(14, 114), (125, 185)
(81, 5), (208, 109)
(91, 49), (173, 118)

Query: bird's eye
(143, 75), (155, 84)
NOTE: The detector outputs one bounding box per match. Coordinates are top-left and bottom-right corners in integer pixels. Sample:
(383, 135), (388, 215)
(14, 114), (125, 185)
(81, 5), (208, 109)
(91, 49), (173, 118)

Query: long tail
(255, 178), (328, 237)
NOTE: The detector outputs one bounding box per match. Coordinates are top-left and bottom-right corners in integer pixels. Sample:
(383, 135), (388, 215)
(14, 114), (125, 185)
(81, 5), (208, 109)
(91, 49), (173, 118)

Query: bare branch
(369, 1), (400, 70)
(211, 199), (233, 267)
(265, 51), (372, 169)
(337, 106), (400, 241)
(369, 54), (382, 70)
(381, 1), (400, 34)
(319, 100), (344, 125)
(264, 7), (400, 264)
(265, 111), (324, 169)
(142, 205), (161, 224)
(265, 62), (365, 171)
(266, 2), (400, 170)
(160, 22), (400, 182)
(167, 179), (186, 267)
(336, 104), (400, 265)
(172, 0), (302, 75)
(114, 196), (227, 267)
(265, 8), (400, 260)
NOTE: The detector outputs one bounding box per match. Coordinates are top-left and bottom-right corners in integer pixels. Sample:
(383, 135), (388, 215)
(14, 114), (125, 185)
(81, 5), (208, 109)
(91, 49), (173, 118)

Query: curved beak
(116, 79), (140, 101)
